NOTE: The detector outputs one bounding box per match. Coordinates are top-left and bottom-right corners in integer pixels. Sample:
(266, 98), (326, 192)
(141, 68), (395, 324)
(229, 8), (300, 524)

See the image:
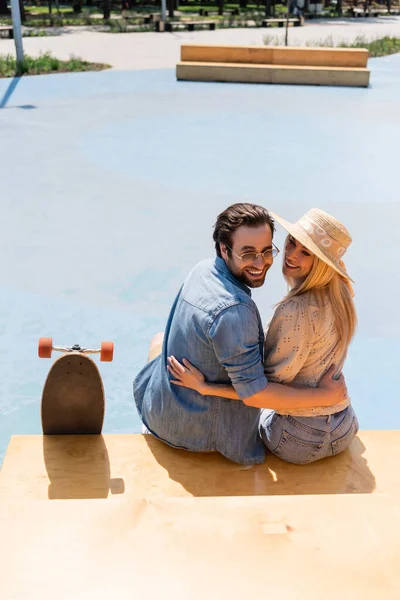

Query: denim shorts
(259, 405), (359, 465)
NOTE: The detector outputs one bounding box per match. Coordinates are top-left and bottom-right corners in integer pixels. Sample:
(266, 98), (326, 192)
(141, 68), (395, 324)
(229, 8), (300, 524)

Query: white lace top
(263, 293), (350, 417)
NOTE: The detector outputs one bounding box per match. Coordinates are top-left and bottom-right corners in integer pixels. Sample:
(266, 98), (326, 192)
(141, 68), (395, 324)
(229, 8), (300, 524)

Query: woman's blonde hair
(279, 236), (357, 364)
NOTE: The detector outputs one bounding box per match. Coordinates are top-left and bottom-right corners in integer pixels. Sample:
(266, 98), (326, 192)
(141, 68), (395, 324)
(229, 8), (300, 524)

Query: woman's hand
(167, 356), (206, 394)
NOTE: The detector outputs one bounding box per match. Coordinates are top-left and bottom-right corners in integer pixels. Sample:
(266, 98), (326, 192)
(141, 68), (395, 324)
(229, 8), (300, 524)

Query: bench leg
(188, 23), (194, 31)
(209, 23), (215, 30)
(9, 29), (14, 39)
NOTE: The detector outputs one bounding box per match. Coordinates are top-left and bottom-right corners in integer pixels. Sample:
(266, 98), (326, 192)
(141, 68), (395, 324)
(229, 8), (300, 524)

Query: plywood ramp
(181, 44), (369, 68)
(177, 61), (370, 87)
(1, 494), (400, 599)
(1, 432), (399, 599)
(0, 432), (397, 501)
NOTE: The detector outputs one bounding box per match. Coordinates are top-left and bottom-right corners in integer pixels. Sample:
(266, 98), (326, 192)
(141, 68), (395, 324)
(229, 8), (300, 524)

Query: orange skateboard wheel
(100, 341), (114, 362)
(38, 337), (53, 359)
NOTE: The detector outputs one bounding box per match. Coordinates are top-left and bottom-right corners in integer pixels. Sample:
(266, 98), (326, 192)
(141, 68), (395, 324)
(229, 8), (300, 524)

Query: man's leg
(148, 332), (164, 362)
(141, 332), (164, 433)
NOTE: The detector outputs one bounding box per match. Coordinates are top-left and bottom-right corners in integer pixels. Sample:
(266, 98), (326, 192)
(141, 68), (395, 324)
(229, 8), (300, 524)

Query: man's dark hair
(213, 203), (275, 257)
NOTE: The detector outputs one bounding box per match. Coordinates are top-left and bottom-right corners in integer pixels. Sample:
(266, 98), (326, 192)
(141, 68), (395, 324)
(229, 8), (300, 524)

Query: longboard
(38, 338), (113, 435)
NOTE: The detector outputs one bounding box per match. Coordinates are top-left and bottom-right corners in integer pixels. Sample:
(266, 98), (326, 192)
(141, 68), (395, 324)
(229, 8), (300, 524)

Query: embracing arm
(168, 297), (347, 409)
(168, 358), (347, 411)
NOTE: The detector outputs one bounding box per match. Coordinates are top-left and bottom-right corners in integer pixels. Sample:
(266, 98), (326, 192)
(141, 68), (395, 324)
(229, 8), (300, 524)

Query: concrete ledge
(180, 45), (369, 68)
(177, 61), (371, 87)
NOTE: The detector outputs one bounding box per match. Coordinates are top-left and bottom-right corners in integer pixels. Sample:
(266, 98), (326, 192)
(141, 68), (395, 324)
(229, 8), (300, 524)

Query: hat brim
(271, 212), (354, 283)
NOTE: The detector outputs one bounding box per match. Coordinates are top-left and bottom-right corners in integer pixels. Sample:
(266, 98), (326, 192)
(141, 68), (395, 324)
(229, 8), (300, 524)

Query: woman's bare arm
(168, 357), (347, 411)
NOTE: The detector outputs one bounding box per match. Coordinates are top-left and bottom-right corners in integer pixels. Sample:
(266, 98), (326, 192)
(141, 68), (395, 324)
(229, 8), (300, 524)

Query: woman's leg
(330, 405), (359, 457)
(260, 407), (358, 465)
(260, 411), (327, 465)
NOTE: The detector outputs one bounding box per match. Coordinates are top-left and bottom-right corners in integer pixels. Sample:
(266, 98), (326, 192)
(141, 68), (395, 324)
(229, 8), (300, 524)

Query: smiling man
(133, 203), (346, 465)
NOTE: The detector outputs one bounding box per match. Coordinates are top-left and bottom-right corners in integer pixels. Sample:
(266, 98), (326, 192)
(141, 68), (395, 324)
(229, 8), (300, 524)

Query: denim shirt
(133, 257), (268, 465)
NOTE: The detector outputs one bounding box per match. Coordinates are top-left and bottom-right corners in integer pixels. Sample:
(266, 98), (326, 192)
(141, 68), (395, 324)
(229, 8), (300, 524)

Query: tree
(103, 0), (111, 19)
(19, 0), (25, 21)
(265, 0), (272, 17)
(72, 0), (82, 13)
(0, 0), (10, 16)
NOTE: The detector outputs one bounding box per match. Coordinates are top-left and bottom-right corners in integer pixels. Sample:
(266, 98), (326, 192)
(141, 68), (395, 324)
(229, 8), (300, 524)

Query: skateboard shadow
(143, 434), (376, 497)
(43, 435), (125, 500)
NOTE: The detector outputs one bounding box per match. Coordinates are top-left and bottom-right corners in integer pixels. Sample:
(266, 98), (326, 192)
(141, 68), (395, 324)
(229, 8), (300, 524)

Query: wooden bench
(155, 20), (216, 32)
(262, 17), (304, 27)
(0, 432), (399, 598)
(199, 8), (240, 16)
(0, 25), (13, 39)
(142, 13), (161, 24)
(349, 6), (400, 17)
(176, 44), (370, 87)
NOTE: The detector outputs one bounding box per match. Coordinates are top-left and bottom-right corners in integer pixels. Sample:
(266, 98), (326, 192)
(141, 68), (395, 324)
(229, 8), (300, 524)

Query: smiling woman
(283, 235), (314, 282)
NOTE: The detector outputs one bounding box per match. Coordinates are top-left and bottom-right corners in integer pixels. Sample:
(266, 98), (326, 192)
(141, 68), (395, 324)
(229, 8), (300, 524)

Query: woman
(168, 208), (359, 464)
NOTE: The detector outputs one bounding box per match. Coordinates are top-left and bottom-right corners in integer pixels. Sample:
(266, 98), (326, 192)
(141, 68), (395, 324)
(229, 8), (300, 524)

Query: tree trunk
(265, 0), (272, 17)
(167, 0), (174, 18)
(19, 0), (25, 22)
(72, 0), (82, 14)
(218, 0), (224, 16)
(103, 0), (111, 19)
(0, 0), (10, 15)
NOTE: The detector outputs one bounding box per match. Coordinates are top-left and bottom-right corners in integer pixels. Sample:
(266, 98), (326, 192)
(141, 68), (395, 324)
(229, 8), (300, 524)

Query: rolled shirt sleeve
(209, 303), (268, 399)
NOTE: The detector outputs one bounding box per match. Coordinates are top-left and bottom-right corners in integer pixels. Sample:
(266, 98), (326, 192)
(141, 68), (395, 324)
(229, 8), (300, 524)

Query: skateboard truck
(38, 338), (114, 362)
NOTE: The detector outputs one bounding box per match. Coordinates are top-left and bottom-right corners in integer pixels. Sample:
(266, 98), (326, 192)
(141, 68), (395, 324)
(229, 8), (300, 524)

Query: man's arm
(205, 304), (346, 409)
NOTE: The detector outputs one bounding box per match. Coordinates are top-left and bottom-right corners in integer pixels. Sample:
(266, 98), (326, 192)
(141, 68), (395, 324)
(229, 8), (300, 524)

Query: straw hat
(271, 208), (354, 282)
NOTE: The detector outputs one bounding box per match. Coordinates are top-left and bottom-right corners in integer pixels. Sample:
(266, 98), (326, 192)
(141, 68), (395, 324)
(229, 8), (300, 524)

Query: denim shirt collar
(214, 257), (252, 297)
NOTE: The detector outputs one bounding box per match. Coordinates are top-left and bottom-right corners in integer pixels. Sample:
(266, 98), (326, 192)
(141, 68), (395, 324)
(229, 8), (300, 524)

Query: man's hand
(318, 365), (348, 406)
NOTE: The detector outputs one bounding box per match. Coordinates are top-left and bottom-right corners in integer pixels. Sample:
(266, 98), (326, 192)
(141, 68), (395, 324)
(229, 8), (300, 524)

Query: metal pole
(285, 0), (291, 46)
(10, 0), (24, 64)
(161, 0), (167, 26)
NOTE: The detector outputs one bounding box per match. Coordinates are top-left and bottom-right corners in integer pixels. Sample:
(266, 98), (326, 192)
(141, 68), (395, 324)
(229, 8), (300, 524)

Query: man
(133, 203), (346, 465)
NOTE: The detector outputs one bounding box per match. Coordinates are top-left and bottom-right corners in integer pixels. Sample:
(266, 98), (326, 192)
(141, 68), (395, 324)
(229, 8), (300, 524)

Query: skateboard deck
(41, 353), (105, 435)
(39, 339), (113, 435)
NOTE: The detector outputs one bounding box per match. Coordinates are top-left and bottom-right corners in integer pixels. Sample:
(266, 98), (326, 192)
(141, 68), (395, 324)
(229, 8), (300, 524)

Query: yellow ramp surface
(0, 432), (395, 500)
(181, 44), (369, 68)
(1, 494), (400, 599)
(0, 433), (399, 599)
(176, 62), (370, 88)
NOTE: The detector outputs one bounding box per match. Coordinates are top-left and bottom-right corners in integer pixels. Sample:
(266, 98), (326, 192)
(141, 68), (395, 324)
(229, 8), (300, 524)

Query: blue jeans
(259, 406), (359, 465)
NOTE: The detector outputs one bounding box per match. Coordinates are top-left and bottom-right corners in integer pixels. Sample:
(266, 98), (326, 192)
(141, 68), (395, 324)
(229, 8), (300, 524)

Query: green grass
(306, 35), (400, 57)
(264, 34), (400, 58)
(0, 52), (110, 77)
(339, 36), (400, 57)
(22, 29), (59, 37)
